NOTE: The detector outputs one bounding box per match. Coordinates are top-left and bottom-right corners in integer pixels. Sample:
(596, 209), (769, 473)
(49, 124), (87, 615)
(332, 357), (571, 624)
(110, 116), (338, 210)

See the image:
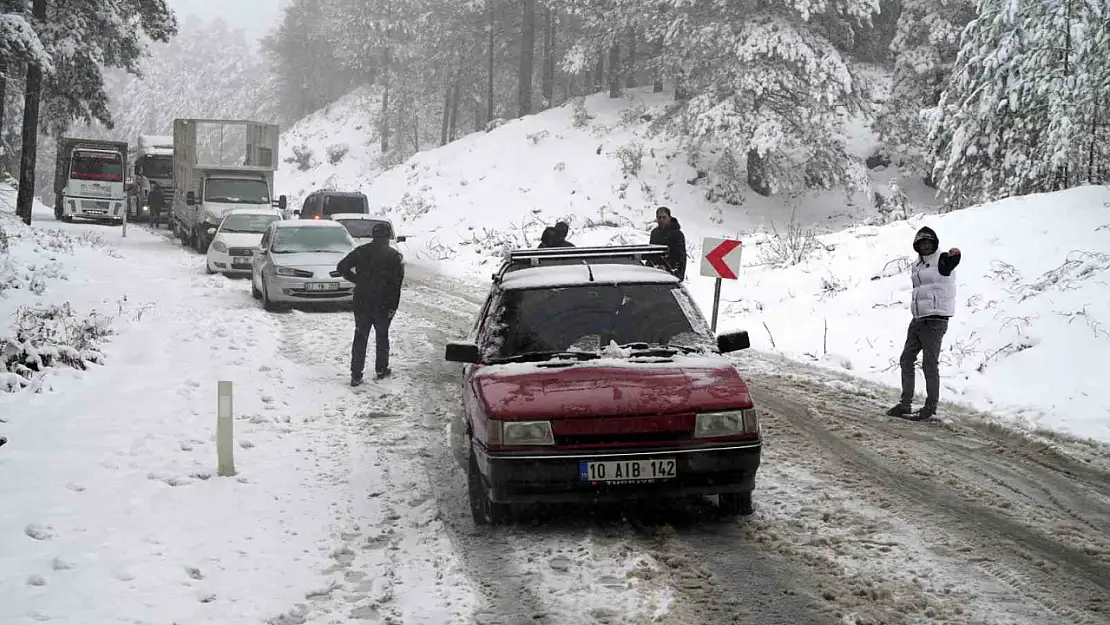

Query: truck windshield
(220, 213), (280, 234)
(271, 226), (353, 254)
(71, 152), (123, 182)
(205, 179), (269, 204)
(486, 283), (709, 359)
(141, 156), (173, 179)
(323, 195), (367, 215)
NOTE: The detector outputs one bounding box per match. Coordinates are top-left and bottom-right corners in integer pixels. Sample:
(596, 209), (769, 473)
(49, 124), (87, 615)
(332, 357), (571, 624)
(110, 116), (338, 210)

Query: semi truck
(53, 138), (129, 223)
(170, 118), (286, 252)
(128, 134), (174, 225)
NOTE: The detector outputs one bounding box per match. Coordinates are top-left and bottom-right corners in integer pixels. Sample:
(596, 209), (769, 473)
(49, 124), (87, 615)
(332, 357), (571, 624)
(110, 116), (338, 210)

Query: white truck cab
(53, 139), (129, 223)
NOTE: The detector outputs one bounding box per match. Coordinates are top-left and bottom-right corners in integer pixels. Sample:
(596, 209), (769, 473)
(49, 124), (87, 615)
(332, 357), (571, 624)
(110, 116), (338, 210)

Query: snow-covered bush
(760, 212), (821, 267)
(526, 130), (550, 144)
(326, 143), (349, 165)
(614, 141), (644, 177)
(705, 149), (746, 206)
(286, 145), (314, 171)
(1, 303), (113, 391)
(396, 191), (436, 220)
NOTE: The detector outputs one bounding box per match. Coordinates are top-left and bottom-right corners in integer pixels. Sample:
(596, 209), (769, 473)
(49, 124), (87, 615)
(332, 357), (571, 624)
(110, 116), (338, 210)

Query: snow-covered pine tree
(931, 0), (1110, 206)
(873, 0), (975, 179)
(656, 0), (879, 196)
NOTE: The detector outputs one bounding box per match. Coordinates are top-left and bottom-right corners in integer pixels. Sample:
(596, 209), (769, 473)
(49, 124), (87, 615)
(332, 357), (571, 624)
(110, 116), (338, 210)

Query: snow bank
(721, 185), (1110, 442)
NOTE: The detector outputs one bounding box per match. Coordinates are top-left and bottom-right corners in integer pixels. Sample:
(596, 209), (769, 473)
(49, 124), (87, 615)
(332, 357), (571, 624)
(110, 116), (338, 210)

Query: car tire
(251, 276), (262, 299)
(261, 277), (281, 312)
(718, 492), (754, 517)
(205, 261), (215, 275)
(468, 447), (510, 525)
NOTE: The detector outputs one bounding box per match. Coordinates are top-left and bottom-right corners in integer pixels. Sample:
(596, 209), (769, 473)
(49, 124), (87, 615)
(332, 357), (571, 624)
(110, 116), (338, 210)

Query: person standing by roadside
(649, 206), (687, 280)
(538, 221), (574, 248)
(887, 226), (962, 421)
(336, 222), (405, 386)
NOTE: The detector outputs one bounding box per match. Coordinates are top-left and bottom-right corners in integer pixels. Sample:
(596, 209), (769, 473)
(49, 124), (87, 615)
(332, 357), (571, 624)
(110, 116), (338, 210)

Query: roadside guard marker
(700, 237), (744, 332)
(217, 381), (235, 476)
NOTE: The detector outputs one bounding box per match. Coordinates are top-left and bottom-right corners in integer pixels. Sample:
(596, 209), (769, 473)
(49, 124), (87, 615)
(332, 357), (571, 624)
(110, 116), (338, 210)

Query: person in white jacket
(887, 226), (962, 421)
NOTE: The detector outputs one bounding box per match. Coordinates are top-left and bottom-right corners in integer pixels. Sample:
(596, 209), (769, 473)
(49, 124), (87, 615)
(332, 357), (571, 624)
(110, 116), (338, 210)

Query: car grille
(554, 430), (693, 447)
(228, 247), (253, 257)
(81, 200), (110, 210)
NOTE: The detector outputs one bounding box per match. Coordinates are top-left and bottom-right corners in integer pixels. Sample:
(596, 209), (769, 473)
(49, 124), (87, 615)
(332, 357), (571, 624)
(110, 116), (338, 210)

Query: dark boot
(886, 403), (913, 417)
(350, 374), (363, 387)
(374, 367), (391, 380)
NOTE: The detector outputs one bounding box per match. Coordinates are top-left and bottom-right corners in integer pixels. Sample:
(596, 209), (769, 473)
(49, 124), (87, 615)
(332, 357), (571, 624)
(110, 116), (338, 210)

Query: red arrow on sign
(706, 239), (742, 279)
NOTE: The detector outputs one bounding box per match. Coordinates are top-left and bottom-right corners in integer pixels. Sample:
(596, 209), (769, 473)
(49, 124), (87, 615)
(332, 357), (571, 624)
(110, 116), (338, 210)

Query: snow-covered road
(3, 215), (1110, 625)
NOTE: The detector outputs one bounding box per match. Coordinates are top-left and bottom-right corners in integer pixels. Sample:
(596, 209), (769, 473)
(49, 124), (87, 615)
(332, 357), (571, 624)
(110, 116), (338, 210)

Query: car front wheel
(468, 447), (510, 525)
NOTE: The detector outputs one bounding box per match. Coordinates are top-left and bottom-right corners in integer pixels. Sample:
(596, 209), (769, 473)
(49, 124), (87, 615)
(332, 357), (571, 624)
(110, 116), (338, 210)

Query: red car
(445, 244), (761, 524)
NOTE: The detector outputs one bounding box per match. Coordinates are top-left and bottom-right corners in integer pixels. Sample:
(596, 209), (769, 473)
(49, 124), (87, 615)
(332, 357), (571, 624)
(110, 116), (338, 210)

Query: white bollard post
(121, 204), (128, 238)
(216, 381), (235, 476)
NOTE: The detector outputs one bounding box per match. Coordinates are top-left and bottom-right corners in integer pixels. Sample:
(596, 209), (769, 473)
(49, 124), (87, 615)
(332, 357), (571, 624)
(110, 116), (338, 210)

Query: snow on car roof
(499, 263), (679, 290)
(225, 207), (282, 216)
(274, 219), (345, 228)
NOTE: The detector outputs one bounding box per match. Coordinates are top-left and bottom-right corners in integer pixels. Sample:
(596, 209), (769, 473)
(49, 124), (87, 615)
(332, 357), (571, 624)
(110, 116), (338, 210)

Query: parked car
(443, 244), (761, 524)
(295, 190), (368, 220)
(205, 207), (284, 275)
(250, 219), (355, 311)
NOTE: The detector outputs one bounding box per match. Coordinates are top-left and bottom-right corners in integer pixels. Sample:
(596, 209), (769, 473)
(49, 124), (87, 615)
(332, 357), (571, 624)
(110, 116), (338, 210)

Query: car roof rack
(493, 244), (672, 283)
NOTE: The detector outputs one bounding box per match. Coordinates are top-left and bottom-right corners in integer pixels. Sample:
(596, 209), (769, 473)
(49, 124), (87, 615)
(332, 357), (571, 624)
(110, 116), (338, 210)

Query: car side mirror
(186, 191), (196, 206)
(717, 330), (750, 353)
(445, 341), (481, 364)
(278, 195), (287, 210)
(395, 235), (407, 243)
(207, 227), (216, 236)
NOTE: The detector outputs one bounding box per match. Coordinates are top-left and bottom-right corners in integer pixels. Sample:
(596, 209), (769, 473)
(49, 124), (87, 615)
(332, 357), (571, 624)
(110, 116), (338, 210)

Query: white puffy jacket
(911, 251), (957, 318)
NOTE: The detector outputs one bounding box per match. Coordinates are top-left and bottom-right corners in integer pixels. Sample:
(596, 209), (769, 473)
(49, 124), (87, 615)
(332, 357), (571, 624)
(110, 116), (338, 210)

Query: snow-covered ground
(275, 86), (1109, 443)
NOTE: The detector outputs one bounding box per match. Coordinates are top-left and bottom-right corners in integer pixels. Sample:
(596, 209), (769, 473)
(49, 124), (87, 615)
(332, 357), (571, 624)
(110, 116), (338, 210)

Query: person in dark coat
(147, 183), (166, 223)
(336, 222), (405, 386)
(649, 206), (687, 280)
(886, 226), (962, 421)
(538, 221), (574, 248)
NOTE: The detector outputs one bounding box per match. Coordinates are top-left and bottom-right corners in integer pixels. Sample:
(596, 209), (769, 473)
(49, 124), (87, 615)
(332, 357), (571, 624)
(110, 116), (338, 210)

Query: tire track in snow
(740, 351), (1110, 625)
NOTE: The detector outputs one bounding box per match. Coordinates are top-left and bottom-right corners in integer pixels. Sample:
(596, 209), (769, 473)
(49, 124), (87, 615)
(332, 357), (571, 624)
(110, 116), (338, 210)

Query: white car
(251, 220), (356, 311)
(205, 208), (285, 275)
(328, 213), (407, 257)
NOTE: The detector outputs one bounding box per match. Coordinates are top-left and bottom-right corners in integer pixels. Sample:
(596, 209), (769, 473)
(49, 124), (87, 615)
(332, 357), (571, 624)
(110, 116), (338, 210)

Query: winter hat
(913, 226), (939, 252)
(371, 222), (391, 239)
(554, 221), (569, 235)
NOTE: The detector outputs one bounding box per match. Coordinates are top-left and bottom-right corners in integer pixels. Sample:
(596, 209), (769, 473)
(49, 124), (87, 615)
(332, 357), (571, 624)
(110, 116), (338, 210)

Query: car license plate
(232, 257), (250, 265)
(579, 458), (676, 483)
(305, 282), (339, 291)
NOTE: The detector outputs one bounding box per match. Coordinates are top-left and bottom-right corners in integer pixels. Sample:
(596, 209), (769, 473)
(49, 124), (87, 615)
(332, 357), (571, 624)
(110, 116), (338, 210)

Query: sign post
(699, 237), (743, 333)
(121, 201), (128, 238)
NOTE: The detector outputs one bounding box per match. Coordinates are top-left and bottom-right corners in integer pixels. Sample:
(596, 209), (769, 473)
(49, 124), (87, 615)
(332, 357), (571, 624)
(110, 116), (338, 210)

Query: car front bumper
(475, 442), (761, 505)
(263, 272), (354, 303)
(207, 249), (253, 274)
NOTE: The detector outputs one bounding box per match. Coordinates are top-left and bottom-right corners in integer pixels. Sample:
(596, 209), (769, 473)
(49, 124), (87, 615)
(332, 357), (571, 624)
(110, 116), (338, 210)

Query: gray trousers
(899, 317), (949, 410)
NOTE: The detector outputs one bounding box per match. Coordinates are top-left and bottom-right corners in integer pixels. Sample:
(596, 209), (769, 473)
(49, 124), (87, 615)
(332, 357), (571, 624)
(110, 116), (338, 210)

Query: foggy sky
(167, 0), (288, 41)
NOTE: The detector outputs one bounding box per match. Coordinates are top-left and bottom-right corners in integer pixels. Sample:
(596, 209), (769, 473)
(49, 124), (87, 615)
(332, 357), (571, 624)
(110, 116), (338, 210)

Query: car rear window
(323, 195), (367, 215)
(336, 218), (392, 239)
(486, 283), (707, 358)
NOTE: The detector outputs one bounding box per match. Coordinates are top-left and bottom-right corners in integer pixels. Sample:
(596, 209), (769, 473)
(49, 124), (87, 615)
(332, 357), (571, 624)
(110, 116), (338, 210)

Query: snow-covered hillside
(277, 87), (937, 266)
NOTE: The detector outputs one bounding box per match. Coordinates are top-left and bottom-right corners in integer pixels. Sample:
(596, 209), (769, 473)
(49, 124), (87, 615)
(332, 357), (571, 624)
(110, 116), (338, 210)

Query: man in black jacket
(538, 221), (574, 248)
(336, 222), (405, 386)
(649, 207), (687, 280)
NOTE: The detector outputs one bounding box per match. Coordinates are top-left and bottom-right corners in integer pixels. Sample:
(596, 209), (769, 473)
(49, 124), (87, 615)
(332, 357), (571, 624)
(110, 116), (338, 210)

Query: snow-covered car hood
(203, 201), (271, 222)
(213, 232), (266, 249)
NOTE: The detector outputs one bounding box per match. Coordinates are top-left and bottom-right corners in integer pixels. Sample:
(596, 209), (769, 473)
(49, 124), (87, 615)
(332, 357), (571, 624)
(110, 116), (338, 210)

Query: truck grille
(228, 248), (254, 257)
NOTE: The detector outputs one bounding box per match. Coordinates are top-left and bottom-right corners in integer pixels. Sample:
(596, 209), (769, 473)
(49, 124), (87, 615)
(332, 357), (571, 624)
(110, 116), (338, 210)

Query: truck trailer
(170, 118), (286, 252)
(53, 138), (129, 223)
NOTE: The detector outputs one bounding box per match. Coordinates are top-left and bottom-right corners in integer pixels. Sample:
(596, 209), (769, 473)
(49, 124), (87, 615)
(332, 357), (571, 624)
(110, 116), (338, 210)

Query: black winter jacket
(649, 218), (687, 280)
(336, 240), (404, 312)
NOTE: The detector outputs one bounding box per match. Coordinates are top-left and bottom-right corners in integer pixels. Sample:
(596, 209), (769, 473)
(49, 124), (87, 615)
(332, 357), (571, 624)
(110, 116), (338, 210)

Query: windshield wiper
(488, 350), (599, 364)
(616, 341), (699, 355)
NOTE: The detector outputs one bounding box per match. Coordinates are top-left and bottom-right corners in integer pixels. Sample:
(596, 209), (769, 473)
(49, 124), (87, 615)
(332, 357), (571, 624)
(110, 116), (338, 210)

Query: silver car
(251, 220), (355, 310)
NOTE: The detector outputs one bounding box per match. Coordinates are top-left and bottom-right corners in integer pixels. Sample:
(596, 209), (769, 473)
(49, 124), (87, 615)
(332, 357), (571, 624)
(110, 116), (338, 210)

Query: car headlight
(142, 204), (150, 212)
(500, 420), (554, 446)
(211, 241), (228, 253)
(275, 266), (312, 278)
(694, 409), (759, 438)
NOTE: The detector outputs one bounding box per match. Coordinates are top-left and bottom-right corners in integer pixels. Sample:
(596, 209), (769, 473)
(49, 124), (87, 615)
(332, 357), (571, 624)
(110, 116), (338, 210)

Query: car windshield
(485, 283), (712, 360)
(205, 179), (270, 204)
(337, 218), (392, 239)
(271, 226), (352, 253)
(220, 213), (280, 234)
(70, 151), (123, 182)
(141, 155), (173, 179)
(323, 195), (366, 215)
